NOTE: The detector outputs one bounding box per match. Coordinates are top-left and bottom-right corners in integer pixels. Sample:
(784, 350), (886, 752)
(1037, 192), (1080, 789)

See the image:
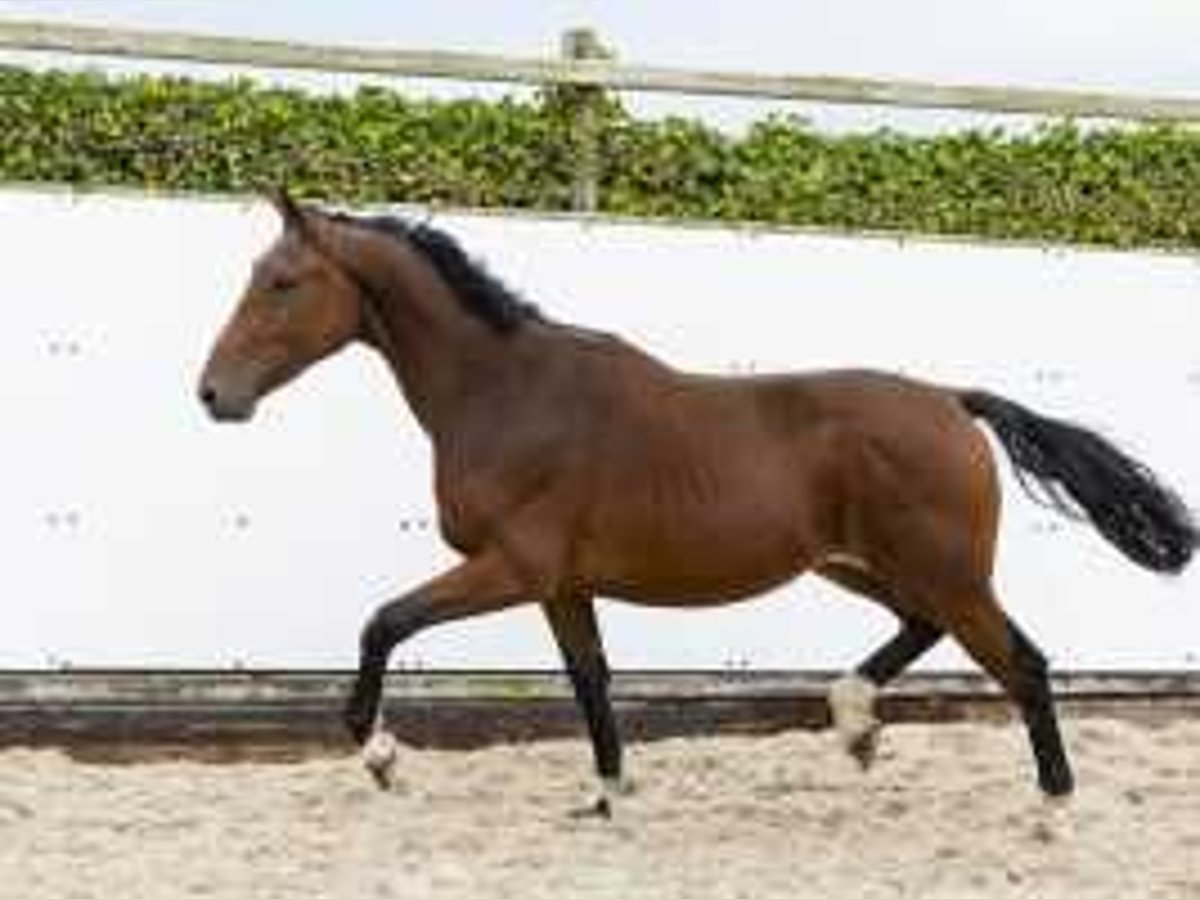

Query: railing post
(561, 28), (611, 213)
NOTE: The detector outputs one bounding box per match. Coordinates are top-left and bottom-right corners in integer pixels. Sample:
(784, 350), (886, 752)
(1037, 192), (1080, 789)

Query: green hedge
(3, 65), (1200, 249)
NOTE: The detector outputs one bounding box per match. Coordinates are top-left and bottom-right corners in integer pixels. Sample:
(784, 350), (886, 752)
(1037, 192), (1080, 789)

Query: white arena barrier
(1, 188), (1196, 670)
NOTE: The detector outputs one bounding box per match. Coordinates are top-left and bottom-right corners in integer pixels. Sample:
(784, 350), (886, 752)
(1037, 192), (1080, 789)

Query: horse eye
(270, 275), (300, 296)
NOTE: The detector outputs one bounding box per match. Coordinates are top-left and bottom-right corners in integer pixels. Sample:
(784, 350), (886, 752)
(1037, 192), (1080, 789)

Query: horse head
(198, 189), (364, 421)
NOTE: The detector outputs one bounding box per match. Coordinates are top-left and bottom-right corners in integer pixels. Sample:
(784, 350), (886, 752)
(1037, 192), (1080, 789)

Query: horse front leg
(541, 594), (628, 818)
(344, 550), (529, 788)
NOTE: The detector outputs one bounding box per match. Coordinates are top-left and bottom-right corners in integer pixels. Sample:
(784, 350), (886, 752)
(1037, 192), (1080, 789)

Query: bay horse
(199, 191), (1196, 814)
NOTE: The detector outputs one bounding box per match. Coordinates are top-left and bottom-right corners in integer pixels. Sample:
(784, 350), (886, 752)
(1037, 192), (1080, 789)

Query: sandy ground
(1, 718), (1198, 900)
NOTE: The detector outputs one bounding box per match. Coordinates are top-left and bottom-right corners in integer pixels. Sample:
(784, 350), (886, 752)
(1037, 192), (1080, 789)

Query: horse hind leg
(819, 560), (943, 768)
(936, 585), (1074, 797)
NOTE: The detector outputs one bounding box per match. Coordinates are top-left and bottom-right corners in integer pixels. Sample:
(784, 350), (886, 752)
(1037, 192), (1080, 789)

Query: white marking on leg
(573, 776), (634, 819)
(361, 715), (398, 790)
(828, 674), (881, 767)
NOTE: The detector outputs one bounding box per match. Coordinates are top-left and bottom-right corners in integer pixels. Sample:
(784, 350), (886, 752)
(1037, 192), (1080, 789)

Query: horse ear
(266, 187), (313, 238)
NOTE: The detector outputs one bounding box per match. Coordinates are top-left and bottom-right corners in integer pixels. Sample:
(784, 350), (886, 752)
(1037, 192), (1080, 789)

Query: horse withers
(199, 192), (1196, 813)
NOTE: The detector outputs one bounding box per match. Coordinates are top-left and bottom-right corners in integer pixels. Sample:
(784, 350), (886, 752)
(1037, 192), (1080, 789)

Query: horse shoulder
(429, 332), (624, 555)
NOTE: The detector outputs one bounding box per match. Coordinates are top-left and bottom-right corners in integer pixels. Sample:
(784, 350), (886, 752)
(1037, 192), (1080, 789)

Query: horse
(199, 190), (1196, 815)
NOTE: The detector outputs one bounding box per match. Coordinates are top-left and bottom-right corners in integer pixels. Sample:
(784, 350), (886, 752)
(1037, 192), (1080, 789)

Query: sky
(2, 1), (1200, 132)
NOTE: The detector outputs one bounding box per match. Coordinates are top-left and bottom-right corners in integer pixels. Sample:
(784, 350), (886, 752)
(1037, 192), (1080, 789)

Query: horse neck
(342, 228), (508, 436)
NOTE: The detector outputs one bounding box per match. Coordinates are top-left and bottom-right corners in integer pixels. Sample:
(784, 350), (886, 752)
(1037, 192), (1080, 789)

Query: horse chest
(433, 482), (500, 556)
(432, 459), (558, 557)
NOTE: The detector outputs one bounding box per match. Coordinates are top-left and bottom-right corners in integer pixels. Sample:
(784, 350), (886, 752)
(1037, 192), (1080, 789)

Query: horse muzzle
(197, 378), (258, 423)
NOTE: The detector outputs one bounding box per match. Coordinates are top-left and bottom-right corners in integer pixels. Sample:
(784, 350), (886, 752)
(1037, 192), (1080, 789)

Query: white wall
(1, 188), (1197, 670)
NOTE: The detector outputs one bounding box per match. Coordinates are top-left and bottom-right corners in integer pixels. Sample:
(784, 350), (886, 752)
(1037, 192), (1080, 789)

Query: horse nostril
(198, 380), (254, 422)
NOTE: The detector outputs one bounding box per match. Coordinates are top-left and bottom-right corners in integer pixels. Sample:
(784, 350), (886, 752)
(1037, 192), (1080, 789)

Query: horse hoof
(847, 723), (882, 770)
(568, 778), (632, 820)
(569, 796), (613, 820)
(1041, 781), (1075, 804)
(828, 675), (881, 770)
(362, 730), (398, 790)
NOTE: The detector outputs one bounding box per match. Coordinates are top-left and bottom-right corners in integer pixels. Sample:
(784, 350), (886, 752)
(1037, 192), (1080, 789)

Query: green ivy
(3, 65), (1200, 249)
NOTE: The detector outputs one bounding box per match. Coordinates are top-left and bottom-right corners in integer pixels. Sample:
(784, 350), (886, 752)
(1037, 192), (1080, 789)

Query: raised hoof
(828, 675), (882, 771)
(361, 730), (399, 791)
(368, 765), (393, 791)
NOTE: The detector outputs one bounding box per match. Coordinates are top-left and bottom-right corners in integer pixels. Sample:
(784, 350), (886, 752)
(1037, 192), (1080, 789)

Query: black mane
(330, 211), (544, 334)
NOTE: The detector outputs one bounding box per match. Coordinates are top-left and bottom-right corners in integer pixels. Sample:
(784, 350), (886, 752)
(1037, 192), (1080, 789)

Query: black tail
(960, 389), (1197, 574)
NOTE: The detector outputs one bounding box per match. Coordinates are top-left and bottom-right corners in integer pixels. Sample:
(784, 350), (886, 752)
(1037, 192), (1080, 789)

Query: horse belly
(583, 496), (812, 607)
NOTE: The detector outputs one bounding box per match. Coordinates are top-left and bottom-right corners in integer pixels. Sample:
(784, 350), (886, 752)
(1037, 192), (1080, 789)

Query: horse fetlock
(362, 729), (399, 790)
(1038, 758), (1075, 798)
(342, 694), (376, 745)
(828, 675), (882, 769)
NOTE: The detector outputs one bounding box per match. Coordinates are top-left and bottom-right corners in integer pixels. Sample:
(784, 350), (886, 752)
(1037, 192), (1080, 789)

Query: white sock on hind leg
(828, 675), (880, 756)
